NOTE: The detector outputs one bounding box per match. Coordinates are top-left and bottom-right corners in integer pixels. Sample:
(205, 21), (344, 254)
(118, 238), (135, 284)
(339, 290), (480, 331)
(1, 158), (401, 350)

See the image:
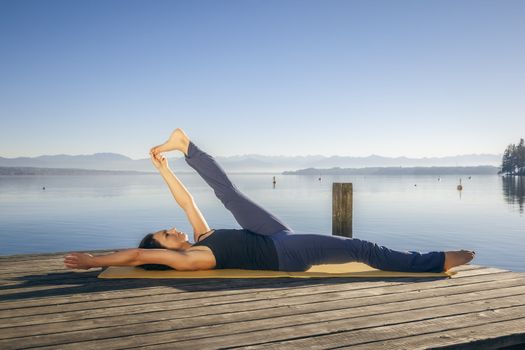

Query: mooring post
(332, 182), (353, 237)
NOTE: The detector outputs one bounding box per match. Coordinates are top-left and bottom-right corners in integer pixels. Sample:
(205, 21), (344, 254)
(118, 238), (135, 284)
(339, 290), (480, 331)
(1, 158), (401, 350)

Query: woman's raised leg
(184, 140), (293, 235)
(151, 129), (292, 235)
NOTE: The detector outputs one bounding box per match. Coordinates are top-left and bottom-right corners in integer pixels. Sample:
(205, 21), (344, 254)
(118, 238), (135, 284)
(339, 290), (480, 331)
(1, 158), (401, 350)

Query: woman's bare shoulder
(195, 228), (216, 243)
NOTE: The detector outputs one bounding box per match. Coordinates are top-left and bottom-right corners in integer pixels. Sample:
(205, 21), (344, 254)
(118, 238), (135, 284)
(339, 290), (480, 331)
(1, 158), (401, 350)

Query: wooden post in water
(332, 182), (353, 237)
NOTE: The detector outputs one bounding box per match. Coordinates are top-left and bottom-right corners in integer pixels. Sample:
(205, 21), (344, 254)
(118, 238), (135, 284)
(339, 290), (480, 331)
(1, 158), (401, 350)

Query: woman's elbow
(133, 248), (149, 266)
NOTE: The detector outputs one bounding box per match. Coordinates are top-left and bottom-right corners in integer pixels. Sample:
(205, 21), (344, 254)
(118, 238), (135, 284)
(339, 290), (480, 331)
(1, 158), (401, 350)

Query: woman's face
(153, 228), (189, 249)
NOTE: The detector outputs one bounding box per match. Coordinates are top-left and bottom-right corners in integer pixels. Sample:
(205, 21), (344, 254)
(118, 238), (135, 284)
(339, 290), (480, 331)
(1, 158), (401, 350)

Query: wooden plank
(344, 318), (525, 349)
(11, 291), (525, 350)
(2, 273), (523, 333)
(0, 268), (516, 321)
(0, 262), (482, 281)
(2, 271), (412, 300)
(0, 267), (100, 278)
(0, 264), (497, 290)
(0, 271), (104, 288)
(1, 269), (521, 323)
(0, 269), (304, 292)
(0, 265), (504, 305)
(0, 279), (525, 347)
(0, 249), (521, 350)
(0, 269), (309, 288)
(1, 277), (524, 347)
(142, 303), (525, 350)
(0, 264), (488, 290)
(0, 265), (501, 310)
(232, 308), (525, 350)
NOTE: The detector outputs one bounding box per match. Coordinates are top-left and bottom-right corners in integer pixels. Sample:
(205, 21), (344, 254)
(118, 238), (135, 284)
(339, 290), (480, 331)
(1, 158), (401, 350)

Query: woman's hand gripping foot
(150, 128), (190, 157)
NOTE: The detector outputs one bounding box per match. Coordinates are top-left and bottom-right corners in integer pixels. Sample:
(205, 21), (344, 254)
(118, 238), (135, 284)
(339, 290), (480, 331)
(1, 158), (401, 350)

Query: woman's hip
(270, 231), (349, 271)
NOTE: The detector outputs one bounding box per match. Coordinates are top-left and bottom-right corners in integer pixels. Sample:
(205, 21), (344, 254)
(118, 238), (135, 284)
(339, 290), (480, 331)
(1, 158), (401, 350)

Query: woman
(64, 128), (475, 272)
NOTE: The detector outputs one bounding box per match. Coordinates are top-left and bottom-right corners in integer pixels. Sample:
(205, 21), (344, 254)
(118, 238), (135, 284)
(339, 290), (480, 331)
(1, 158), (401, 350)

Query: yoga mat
(98, 262), (456, 279)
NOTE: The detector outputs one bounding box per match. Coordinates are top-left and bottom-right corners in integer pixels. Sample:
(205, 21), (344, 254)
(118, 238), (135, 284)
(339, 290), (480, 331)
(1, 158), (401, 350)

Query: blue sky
(1, 0), (523, 159)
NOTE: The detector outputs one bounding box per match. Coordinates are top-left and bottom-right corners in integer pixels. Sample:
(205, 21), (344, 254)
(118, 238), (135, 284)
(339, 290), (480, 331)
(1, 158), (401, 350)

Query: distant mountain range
(285, 166), (500, 175)
(0, 152), (503, 173)
(0, 167), (153, 176)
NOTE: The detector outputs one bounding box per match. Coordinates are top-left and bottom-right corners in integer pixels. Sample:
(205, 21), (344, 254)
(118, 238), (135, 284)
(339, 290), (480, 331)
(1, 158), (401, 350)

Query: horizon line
(0, 151), (505, 160)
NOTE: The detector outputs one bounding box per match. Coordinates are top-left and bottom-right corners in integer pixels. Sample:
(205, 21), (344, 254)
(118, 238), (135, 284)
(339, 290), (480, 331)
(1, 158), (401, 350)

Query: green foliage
(500, 138), (525, 175)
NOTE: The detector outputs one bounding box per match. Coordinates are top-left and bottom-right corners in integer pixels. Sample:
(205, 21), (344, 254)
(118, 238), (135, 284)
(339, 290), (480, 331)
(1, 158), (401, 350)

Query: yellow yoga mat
(98, 262), (456, 279)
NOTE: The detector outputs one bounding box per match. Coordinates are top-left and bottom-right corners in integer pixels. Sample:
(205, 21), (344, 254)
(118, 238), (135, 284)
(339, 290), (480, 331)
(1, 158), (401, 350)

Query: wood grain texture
(0, 249), (523, 350)
(332, 182), (353, 238)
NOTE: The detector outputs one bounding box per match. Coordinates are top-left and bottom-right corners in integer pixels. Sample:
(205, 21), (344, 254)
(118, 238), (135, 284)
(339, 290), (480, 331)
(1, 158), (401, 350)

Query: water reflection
(501, 175), (525, 214)
(0, 174), (523, 271)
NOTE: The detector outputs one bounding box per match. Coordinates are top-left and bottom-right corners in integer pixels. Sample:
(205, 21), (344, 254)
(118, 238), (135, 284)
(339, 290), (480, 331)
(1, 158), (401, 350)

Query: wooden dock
(0, 249), (524, 349)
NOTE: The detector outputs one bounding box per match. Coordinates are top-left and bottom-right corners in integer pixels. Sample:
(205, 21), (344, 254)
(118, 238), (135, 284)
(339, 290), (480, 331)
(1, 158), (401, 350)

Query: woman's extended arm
(64, 249), (140, 270)
(159, 167), (193, 209)
(64, 248), (202, 271)
(151, 153), (211, 240)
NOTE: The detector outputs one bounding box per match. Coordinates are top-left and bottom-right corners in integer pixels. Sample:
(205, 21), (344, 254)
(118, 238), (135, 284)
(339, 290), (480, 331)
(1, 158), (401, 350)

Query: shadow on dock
(0, 269), (448, 302)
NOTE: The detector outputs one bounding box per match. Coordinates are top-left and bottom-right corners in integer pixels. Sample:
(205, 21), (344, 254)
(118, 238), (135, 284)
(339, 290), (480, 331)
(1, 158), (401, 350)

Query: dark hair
(137, 233), (174, 270)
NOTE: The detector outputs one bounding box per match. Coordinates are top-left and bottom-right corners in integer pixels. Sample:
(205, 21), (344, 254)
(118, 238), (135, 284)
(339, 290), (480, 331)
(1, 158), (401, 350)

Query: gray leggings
(185, 141), (445, 273)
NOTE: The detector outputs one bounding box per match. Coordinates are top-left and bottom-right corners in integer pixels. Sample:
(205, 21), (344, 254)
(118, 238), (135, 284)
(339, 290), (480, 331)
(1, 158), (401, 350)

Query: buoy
(457, 178), (463, 190)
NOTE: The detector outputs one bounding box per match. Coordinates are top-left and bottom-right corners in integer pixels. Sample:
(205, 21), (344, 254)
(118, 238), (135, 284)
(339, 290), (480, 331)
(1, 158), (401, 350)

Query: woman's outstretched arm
(64, 249), (141, 269)
(151, 152), (211, 241)
(64, 248), (203, 271)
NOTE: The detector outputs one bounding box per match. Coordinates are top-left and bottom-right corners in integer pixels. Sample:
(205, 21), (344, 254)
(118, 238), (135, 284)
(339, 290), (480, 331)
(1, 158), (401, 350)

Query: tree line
(499, 138), (525, 175)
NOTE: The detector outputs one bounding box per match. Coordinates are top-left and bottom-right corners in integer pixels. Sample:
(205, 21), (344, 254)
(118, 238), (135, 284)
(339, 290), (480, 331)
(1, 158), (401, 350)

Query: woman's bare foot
(150, 128), (190, 156)
(443, 250), (476, 271)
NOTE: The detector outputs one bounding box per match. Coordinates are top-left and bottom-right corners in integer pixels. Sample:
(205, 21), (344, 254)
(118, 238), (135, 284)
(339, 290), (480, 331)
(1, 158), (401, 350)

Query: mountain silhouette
(0, 152), (503, 173)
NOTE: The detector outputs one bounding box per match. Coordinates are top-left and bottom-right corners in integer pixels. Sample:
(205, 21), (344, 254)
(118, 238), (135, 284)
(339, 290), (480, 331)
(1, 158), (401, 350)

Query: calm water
(0, 174), (523, 271)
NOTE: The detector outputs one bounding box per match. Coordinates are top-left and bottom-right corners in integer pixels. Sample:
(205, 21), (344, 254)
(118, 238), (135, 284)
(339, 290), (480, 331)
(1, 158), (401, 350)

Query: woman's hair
(137, 233), (174, 270)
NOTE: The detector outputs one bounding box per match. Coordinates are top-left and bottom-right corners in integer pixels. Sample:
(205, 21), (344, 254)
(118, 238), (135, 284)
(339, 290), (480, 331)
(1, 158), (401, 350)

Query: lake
(0, 174), (523, 271)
